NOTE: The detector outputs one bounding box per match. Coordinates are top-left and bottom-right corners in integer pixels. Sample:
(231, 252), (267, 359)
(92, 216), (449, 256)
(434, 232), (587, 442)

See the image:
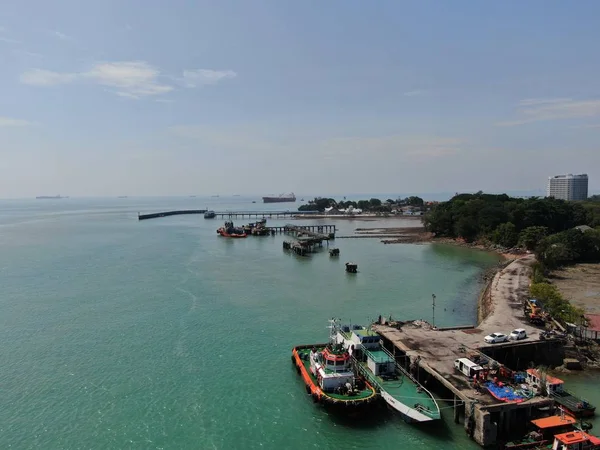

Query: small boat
(526, 369), (596, 417)
(345, 262), (358, 273)
(204, 210), (216, 219)
(217, 221), (247, 238)
(329, 248), (340, 257)
(550, 430), (600, 449)
(291, 320), (378, 412)
(336, 322), (440, 422)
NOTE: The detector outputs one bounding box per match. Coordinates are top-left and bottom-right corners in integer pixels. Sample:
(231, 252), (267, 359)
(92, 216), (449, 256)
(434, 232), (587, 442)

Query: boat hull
(263, 197), (296, 203)
(552, 390), (596, 418)
(217, 229), (247, 238)
(291, 345), (378, 411)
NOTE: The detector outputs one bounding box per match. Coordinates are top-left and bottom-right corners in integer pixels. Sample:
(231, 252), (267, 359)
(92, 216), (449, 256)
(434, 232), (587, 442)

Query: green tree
(492, 222), (519, 248)
(369, 198), (382, 207)
(354, 200), (369, 210)
(297, 197), (336, 212)
(519, 226), (549, 250)
(454, 217), (478, 242)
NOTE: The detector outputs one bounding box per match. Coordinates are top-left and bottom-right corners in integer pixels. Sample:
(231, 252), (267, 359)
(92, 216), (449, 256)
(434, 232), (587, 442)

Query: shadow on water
(325, 402), (458, 443)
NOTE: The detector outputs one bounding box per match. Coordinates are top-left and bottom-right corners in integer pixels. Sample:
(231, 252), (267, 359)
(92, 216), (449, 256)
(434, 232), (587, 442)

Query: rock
(563, 358), (583, 370)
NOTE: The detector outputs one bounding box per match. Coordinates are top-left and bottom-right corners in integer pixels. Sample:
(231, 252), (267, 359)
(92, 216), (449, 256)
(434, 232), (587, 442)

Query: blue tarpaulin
(485, 381), (526, 402)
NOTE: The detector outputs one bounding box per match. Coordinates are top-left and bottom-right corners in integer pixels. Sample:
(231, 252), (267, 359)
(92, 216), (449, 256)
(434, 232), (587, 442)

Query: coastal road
(480, 254), (537, 338)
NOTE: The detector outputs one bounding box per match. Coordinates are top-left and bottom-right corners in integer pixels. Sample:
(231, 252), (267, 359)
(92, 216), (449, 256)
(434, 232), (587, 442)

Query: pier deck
(139, 210), (319, 220)
(373, 321), (560, 447)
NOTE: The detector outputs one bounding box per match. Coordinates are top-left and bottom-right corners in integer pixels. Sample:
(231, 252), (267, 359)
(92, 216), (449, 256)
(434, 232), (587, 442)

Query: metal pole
(432, 294), (436, 328)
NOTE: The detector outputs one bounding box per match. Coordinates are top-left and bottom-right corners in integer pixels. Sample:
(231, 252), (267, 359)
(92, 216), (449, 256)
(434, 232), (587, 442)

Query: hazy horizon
(2, 1), (600, 197)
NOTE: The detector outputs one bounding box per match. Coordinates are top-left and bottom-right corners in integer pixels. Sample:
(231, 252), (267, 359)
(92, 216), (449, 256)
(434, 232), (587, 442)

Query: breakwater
(138, 210), (207, 220)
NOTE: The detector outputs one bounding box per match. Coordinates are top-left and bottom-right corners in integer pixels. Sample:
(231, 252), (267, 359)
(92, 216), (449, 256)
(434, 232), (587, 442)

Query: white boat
(335, 321), (440, 422)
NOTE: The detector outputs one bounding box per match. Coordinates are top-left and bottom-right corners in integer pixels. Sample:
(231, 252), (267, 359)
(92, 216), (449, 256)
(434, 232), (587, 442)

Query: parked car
(509, 328), (527, 341)
(484, 332), (508, 344)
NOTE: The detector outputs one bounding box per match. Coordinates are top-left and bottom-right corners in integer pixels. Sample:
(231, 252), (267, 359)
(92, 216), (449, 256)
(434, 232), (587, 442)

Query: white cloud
(20, 68), (77, 86)
(0, 116), (31, 127)
(497, 98), (600, 126)
(51, 31), (72, 40)
(181, 69), (237, 87)
(0, 36), (21, 44)
(20, 62), (237, 99)
(20, 69), (77, 86)
(83, 61), (173, 98)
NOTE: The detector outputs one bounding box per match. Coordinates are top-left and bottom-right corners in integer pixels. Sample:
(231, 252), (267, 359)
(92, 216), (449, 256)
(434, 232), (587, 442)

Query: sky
(1, 0), (600, 198)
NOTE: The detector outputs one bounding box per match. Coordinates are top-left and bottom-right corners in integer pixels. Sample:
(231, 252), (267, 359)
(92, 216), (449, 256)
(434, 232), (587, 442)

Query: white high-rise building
(546, 174), (589, 201)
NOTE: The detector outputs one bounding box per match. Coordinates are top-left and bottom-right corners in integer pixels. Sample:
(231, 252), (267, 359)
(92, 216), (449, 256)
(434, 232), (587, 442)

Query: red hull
(217, 229), (247, 238)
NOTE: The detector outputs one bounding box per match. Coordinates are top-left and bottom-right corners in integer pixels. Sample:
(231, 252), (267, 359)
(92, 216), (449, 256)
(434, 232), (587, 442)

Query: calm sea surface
(1, 196), (598, 449)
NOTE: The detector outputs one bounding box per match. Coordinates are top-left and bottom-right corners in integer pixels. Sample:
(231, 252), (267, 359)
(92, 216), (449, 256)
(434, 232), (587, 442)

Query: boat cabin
(337, 326), (380, 351)
(365, 349), (395, 376)
(551, 431), (600, 450)
(526, 368), (564, 395)
(531, 415), (577, 440)
(454, 358), (484, 378)
(309, 347), (355, 392)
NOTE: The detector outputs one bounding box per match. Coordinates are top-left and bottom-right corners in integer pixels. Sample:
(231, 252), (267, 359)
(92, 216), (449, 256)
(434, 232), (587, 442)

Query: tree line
(422, 192), (600, 269)
(298, 196), (424, 212)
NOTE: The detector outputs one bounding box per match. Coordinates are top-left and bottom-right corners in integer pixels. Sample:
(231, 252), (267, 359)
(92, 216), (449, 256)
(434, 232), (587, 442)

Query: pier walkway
(138, 210), (321, 221)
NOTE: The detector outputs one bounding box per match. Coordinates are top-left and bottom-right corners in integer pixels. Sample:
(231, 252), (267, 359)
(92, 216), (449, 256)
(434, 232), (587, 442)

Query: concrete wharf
(372, 321), (562, 447)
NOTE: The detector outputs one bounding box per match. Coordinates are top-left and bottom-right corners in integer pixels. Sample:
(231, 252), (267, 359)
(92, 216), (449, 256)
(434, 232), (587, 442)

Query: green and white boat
(335, 322), (441, 422)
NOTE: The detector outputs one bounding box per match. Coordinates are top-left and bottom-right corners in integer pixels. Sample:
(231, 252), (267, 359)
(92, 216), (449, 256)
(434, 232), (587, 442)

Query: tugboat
(336, 322), (441, 422)
(291, 320), (378, 412)
(217, 221), (247, 238)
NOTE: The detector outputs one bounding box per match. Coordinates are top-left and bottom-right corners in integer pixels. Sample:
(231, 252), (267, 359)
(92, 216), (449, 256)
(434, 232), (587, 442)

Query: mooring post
(454, 395), (459, 423)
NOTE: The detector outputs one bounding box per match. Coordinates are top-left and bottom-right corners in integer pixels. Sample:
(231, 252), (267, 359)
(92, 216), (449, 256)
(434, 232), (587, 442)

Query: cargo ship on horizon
(36, 195), (69, 199)
(262, 193), (296, 203)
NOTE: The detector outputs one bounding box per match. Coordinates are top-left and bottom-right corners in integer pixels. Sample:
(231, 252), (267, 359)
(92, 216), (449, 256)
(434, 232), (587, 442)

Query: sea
(1, 196), (598, 449)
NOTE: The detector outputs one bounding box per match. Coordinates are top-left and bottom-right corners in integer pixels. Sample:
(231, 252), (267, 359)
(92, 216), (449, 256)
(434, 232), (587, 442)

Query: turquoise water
(0, 197), (517, 449)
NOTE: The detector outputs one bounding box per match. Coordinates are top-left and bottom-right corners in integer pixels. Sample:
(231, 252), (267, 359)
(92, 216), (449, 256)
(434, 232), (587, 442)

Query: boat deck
(355, 358), (439, 418)
(552, 391), (596, 416)
(296, 348), (375, 401)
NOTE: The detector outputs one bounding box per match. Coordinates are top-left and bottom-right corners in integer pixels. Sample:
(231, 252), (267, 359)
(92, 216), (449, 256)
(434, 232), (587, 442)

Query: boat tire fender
(312, 393), (319, 403)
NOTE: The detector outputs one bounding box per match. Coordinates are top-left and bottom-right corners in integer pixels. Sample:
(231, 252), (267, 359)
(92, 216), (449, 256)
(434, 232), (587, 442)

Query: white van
(454, 358), (483, 378)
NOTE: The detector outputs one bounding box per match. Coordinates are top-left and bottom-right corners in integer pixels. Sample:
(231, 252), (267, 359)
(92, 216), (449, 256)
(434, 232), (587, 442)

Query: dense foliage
(423, 192), (600, 268)
(536, 228), (600, 269)
(423, 193), (590, 240)
(529, 282), (584, 323)
(298, 196), (424, 212)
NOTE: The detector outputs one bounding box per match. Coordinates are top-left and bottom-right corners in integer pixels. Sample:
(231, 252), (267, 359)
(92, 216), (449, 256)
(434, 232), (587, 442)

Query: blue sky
(1, 0), (600, 197)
